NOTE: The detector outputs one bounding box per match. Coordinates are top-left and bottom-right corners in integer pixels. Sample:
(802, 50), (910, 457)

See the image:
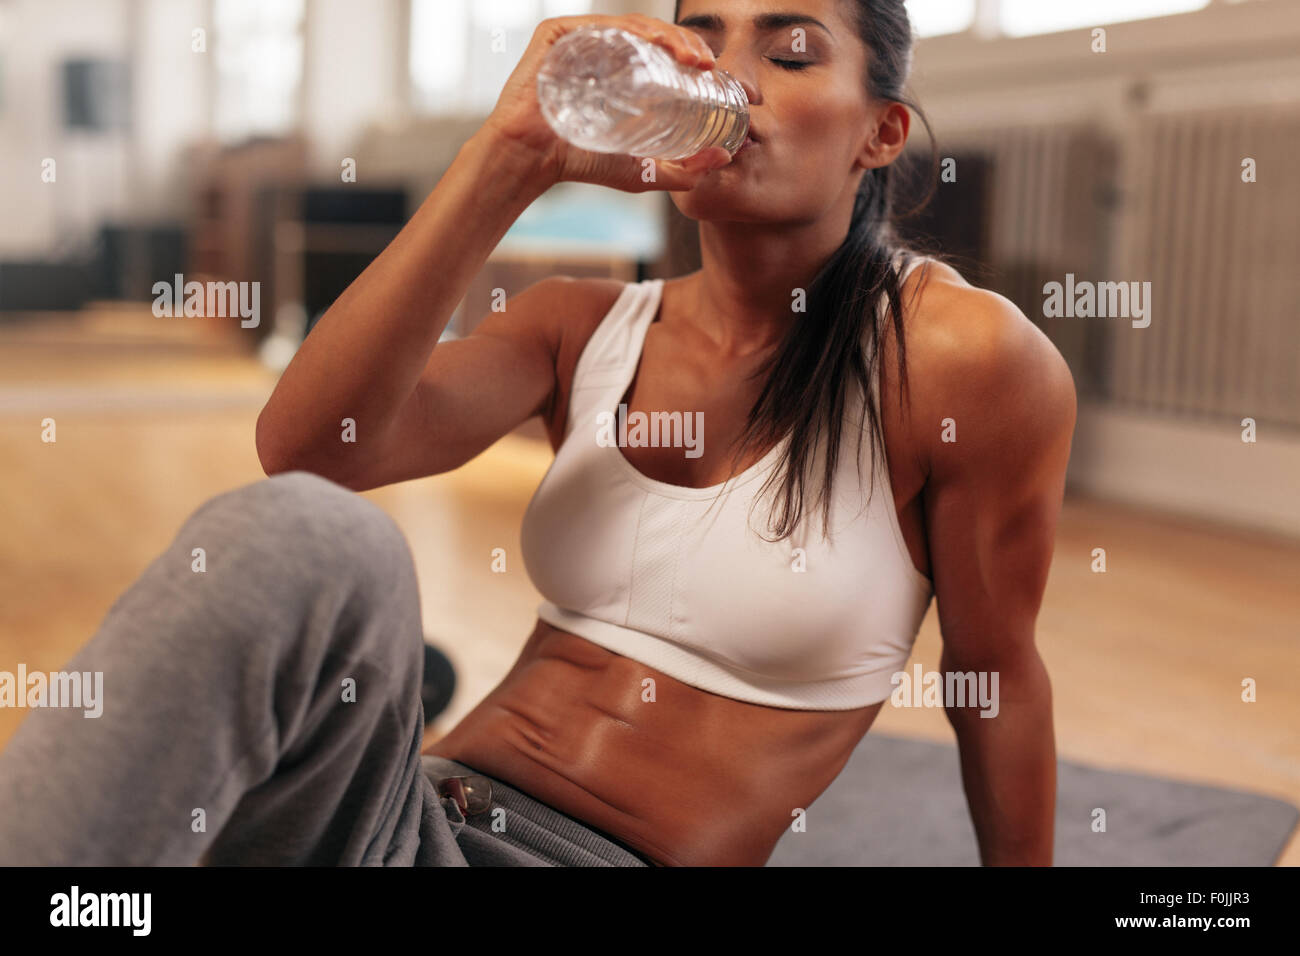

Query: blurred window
(906, 0), (977, 38)
(411, 0), (594, 114)
(214, 0), (305, 141)
(411, 0), (1235, 111)
(999, 0), (1211, 37)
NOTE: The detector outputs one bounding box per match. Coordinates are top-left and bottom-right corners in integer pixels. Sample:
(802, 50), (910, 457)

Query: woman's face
(671, 0), (882, 225)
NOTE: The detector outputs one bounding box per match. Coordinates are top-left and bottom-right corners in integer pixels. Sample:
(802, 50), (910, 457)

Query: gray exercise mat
(767, 733), (1299, 866)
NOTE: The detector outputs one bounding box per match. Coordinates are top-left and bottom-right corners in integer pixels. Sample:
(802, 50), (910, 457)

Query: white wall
(1071, 402), (1300, 540)
(128, 0), (211, 219)
(0, 0), (132, 256)
(301, 0), (404, 179)
(0, 0), (419, 252)
(910, 1), (1300, 133)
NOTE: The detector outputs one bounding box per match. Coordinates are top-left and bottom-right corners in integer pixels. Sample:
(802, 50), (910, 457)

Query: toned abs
(424, 269), (938, 866)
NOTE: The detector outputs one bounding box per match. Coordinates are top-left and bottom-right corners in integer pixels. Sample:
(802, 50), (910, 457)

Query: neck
(692, 202), (855, 354)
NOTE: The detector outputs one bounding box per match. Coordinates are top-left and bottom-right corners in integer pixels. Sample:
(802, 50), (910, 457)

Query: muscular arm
(254, 14), (722, 490)
(909, 276), (1077, 865)
(254, 131), (556, 486)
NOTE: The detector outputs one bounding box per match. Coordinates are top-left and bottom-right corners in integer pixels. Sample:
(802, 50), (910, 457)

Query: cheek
(783, 94), (865, 168)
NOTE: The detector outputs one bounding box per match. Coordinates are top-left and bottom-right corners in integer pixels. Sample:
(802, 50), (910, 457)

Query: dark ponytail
(675, 0), (941, 542)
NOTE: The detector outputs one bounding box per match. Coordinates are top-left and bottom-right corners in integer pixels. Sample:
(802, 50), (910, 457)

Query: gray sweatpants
(0, 471), (649, 867)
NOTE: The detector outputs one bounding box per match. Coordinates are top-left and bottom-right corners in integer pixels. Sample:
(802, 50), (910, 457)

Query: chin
(670, 178), (781, 224)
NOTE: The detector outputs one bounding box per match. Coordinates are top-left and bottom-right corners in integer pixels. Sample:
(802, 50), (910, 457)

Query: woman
(0, 1), (1075, 867)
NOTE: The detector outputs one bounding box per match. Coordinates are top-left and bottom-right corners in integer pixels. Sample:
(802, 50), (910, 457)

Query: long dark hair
(674, 0), (940, 542)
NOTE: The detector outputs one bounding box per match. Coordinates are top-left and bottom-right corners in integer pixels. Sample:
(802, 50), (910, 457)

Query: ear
(855, 101), (911, 171)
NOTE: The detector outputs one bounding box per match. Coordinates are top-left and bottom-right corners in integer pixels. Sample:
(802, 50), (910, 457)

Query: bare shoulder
(481, 273), (626, 348)
(502, 274), (633, 445)
(896, 258), (1078, 481)
(535, 272), (632, 368)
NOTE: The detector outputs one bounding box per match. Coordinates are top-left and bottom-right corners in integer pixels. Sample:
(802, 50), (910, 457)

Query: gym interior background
(0, 0), (1296, 864)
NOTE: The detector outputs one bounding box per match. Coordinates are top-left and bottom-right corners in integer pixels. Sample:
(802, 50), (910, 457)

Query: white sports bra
(520, 257), (934, 710)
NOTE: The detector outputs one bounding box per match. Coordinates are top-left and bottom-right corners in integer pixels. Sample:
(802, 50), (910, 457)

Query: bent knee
(184, 471), (411, 574)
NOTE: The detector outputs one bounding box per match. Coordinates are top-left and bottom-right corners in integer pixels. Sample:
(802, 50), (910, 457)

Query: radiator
(934, 109), (1299, 429)
(1112, 105), (1300, 429)
(914, 124), (1118, 402)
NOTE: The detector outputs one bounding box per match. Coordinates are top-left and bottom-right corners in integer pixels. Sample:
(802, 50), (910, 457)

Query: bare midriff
(423, 619), (884, 866)
(424, 267), (941, 866)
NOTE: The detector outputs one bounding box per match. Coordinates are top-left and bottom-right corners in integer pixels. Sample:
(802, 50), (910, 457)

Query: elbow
(255, 409), (297, 477)
(254, 409), (354, 486)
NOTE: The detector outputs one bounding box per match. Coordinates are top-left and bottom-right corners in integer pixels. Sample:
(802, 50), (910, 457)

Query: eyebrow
(676, 12), (835, 42)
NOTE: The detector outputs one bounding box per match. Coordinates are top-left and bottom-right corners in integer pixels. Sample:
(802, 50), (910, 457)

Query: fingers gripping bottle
(537, 25), (749, 161)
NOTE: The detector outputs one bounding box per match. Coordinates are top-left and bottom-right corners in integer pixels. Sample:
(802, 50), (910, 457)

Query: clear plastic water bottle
(536, 25), (749, 161)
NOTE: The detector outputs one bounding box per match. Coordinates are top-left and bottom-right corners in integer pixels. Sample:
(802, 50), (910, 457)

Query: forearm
(944, 648), (1056, 865)
(256, 131), (554, 476)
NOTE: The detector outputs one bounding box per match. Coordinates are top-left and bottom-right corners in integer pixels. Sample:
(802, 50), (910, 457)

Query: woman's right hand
(479, 14), (734, 193)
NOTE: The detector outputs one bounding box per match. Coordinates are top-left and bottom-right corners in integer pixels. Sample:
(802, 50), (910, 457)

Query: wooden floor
(2, 307), (1297, 865)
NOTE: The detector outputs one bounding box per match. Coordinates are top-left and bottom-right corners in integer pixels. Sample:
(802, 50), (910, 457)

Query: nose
(713, 52), (761, 106)
(734, 74), (760, 106)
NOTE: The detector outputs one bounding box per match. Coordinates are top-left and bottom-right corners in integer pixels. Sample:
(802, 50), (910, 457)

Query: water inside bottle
(538, 27), (748, 161)
(635, 70), (749, 160)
